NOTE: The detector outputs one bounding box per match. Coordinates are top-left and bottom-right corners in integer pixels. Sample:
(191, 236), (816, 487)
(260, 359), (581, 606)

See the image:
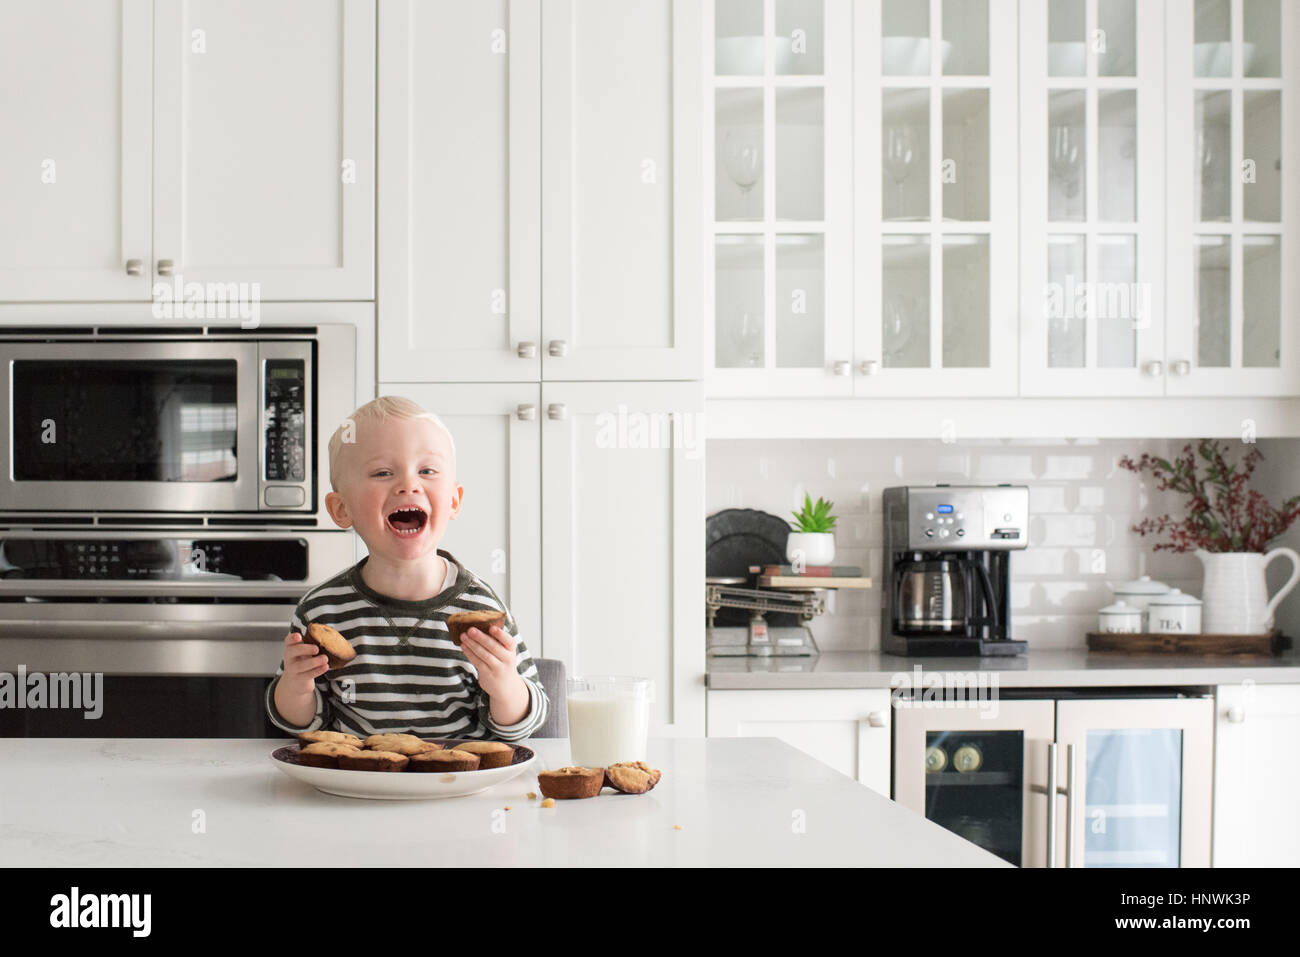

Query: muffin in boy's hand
(301, 622), (357, 670)
(445, 610), (506, 647)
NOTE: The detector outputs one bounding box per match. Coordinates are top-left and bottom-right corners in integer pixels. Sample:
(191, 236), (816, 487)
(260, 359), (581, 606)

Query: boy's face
(324, 416), (462, 562)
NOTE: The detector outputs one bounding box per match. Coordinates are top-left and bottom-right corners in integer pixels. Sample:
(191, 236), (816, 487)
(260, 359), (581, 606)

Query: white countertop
(0, 737), (1006, 867)
(707, 649), (1300, 689)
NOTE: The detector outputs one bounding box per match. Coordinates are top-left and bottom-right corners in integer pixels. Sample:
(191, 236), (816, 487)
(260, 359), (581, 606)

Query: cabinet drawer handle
(548, 339), (568, 357)
(866, 711), (886, 728)
(157, 259), (175, 276)
(125, 259), (143, 276)
(516, 404), (537, 421)
(546, 403), (567, 420)
(517, 341), (537, 359)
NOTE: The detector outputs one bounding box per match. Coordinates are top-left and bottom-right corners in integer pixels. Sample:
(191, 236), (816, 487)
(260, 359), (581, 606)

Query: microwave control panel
(264, 359), (306, 483)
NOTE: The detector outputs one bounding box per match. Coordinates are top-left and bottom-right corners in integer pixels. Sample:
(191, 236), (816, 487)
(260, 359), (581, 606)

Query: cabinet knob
(517, 341), (538, 359)
(548, 339), (568, 357)
(1171, 359), (1191, 376)
(1226, 705), (1245, 724)
(125, 259), (143, 276)
(1142, 359), (1163, 377)
(516, 404), (537, 421)
(546, 403), (567, 421)
(156, 259), (175, 276)
(866, 711), (886, 728)
(859, 359), (880, 376)
(832, 360), (851, 376)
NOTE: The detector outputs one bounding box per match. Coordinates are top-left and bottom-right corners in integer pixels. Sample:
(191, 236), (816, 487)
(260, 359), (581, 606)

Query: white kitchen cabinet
(378, 0), (541, 381)
(1164, 0), (1300, 397)
(379, 0), (702, 383)
(1213, 682), (1300, 866)
(542, 381), (705, 736)
(709, 0), (853, 396)
(382, 383), (543, 646)
(707, 688), (892, 794)
(152, 0), (375, 301)
(854, 0), (1020, 397)
(540, 0), (703, 381)
(0, 0), (153, 301)
(1018, 0), (1168, 397)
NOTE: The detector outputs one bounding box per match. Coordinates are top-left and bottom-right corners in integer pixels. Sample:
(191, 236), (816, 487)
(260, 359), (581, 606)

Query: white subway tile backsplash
(706, 437), (1234, 651)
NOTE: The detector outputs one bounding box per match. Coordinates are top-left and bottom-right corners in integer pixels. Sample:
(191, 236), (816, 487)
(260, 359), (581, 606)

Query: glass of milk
(566, 676), (653, 767)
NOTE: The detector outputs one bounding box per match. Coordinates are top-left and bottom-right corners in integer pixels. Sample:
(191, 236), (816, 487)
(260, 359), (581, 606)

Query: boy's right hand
(281, 631), (330, 691)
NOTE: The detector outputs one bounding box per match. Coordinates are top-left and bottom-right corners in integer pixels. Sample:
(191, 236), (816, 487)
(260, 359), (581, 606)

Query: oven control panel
(0, 537), (309, 581)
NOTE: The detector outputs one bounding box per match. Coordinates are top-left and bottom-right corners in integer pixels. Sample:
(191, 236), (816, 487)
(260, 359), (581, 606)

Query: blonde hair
(327, 395), (456, 490)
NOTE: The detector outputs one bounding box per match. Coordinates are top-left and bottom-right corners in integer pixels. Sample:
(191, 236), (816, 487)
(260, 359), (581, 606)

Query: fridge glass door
(1081, 728), (1182, 866)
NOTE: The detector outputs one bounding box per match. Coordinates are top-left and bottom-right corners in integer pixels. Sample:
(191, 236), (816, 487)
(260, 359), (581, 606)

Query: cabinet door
(894, 698), (1056, 867)
(851, 0), (1018, 397)
(541, 381), (705, 735)
(540, 0), (703, 380)
(707, 689), (891, 794)
(153, 0), (374, 301)
(378, 383), (542, 643)
(1165, 0), (1299, 396)
(1055, 697), (1213, 867)
(1213, 683), (1300, 866)
(378, 0), (541, 382)
(1020, 0), (1166, 396)
(709, 0), (853, 396)
(0, 0), (152, 301)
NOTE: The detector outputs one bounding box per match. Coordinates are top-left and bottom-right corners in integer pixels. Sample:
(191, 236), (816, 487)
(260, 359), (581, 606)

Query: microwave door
(0, 340), (260, 513)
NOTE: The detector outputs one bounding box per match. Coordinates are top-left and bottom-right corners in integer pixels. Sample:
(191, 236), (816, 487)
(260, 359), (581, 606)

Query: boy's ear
(448, 483), (464, 520)
(324, 490), (352, 528)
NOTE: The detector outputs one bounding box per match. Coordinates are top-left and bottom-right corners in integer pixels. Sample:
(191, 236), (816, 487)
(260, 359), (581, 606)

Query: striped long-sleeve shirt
(264, 548), (548, 741)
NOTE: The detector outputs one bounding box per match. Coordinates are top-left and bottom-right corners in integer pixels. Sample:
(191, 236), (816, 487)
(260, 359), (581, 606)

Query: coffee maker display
(882, 485), (1030, 656)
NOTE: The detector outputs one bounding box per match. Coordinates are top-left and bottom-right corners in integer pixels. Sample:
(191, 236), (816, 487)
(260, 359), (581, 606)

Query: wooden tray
(1086, 629), (1286, 656)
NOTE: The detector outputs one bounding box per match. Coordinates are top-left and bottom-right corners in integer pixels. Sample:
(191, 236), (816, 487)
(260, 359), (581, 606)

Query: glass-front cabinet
(895, 693), (1213, 867)
(1164, 0), (1299, 395)
(711, 0), (853, 395)
(1019, 0), (1167, 395)
(854, 0), (1020, 395)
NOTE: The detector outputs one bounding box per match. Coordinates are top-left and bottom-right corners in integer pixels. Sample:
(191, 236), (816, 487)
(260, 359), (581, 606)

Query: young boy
(265, 396), (548, 740)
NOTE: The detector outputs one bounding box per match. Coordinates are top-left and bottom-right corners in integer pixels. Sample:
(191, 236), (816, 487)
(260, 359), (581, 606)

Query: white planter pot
(786, 532), (835, 568)
(1196, 548), (1300, 634)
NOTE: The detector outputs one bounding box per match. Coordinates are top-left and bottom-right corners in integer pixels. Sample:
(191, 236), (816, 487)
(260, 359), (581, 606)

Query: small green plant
(790, 493), (837, 534)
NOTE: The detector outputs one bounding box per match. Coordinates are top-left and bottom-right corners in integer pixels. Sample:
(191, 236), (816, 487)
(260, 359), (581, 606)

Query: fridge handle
(1065, 743), (1077, 868)
(1046, 742), (1058, 868)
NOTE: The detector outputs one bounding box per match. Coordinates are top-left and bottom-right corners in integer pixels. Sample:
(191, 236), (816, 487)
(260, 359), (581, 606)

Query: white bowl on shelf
(881, 36), (952, 75)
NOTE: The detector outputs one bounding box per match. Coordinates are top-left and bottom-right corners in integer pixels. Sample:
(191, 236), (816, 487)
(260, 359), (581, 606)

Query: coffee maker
(882, 485), (1030, 656)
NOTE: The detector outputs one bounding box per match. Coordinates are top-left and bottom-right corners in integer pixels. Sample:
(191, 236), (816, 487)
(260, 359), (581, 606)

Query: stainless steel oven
(0, 323), (362, 735)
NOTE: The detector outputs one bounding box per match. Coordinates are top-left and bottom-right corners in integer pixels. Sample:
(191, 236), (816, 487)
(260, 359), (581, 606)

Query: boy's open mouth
(385, 505), (428, 536)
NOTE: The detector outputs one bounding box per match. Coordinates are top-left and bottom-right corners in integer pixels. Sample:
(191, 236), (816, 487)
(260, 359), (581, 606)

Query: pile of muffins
(295, 730), (515, 772)
(537, 761), (662, 799)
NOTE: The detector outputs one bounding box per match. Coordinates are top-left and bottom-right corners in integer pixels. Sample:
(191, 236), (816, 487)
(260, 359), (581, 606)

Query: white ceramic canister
(1146, 588), (1203, 635)
(1098, 600), (1144, 634)
(1111, 575), (1172, 628)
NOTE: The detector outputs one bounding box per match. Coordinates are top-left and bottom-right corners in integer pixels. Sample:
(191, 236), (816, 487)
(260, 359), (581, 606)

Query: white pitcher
(1196, 548), (1300, 634)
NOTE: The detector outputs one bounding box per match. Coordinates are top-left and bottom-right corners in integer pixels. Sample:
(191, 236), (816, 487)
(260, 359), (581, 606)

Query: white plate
(270, 739), (536, 801)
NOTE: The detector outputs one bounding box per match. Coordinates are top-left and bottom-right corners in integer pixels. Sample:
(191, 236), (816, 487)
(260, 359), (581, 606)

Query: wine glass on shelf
(884, 125), (917, 219)
(727, 310), (763, 368)
(883, 292), (916, 365)
(1050, 124), (1080, 200)
(722, 129), (762, 196)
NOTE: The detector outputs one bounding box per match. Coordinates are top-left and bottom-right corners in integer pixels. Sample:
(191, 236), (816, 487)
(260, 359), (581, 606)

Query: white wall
(704, 437), (1300, 651)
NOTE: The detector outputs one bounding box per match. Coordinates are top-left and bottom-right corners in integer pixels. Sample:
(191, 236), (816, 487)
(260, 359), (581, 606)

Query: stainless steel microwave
(0, 325), (355, 516)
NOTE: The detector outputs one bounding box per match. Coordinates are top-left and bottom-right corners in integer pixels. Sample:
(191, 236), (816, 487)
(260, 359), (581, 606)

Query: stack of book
(747, 564), (872, 589)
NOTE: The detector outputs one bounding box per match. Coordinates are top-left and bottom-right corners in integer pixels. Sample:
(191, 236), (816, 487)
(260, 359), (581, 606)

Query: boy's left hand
(460, 624), (519, 694)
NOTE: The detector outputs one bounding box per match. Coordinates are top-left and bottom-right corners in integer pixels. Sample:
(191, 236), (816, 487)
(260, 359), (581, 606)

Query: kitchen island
(0, 737), (1005, 867)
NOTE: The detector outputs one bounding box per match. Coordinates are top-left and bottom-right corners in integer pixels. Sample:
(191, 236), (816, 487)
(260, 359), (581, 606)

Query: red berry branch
(1118, 439), (1300, 553)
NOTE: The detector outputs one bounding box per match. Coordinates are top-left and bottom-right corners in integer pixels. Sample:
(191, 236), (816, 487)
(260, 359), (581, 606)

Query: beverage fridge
(892, 689), (1214, 867)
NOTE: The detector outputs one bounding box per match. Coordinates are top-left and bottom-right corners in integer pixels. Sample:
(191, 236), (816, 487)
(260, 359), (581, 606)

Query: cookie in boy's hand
(302, 622), (357, 670)
(445, 610), (506, 647)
